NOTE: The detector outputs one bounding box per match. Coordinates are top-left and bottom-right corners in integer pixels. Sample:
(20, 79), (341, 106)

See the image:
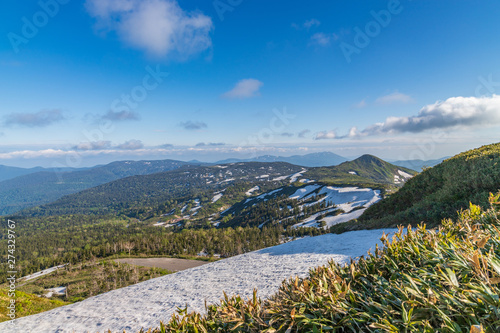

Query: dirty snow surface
(3, 229), (398, 333)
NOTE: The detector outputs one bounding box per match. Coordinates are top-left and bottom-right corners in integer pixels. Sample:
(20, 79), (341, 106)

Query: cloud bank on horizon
(316, 95), (500, 140)
(2, 94), (499, 166)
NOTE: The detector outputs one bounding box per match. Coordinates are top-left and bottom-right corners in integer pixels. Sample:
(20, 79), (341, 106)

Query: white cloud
(74, 141), (112, 151)
(3, 109), (65, 128)
(222, 79), (263, 99)
(0, 149), (69, 160)
(73, 140), (144, 150)
(315, 127), (361, 140)
(309, 32), (338, 46)
(358, 95), (500, 136)
(85, 0), (213, 57)
(315, 130), (337, 140)
(298, 129), (311, 138)
(303, 19), (321, 29)
(116, 139), (144, 150)
(102, 110), (139, 122)
(375, 91), (414, 105)
(345, 127), (361, 139)
(195, 142), (225, 147)
(180, 121), (207, 130)
(353, 99), (367, 109)
(292, 19), (321, 30)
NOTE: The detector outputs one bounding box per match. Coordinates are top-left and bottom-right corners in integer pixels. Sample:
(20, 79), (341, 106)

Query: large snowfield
(1, 229), (397, 333)
(290, 186), (381, 228)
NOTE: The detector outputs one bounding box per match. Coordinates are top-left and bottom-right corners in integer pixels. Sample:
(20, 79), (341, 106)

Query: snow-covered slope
(221, 184), (381, 229)
(1, 229), (398, 333)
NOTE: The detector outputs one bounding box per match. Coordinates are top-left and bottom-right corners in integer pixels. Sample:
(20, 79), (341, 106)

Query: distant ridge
(216, 152), (348, 167)
(0, 159), (195, 216)
(0, 165), (86, 182)
(391, 157), (449, 171)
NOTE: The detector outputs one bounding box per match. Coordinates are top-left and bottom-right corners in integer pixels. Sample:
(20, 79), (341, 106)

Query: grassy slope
(332, 142), (500, 232)
(0, 289), (69, 322)
(144, 195), (500, 332)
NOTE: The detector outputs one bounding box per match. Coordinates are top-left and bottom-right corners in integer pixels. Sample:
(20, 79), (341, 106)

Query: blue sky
(1, 0), (500, 167)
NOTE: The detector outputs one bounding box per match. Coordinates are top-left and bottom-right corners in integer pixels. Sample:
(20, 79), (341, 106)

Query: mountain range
(0, 152), (438, 216)
(389, 157), (448, 171)
(0, 159), (195, 216)
(17, 156), (416, 223)
(215, 152), (349, 167)
(0, 165), (87, 182)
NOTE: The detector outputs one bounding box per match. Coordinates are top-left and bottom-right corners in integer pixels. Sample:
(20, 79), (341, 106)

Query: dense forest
(0, 214), (326, 283)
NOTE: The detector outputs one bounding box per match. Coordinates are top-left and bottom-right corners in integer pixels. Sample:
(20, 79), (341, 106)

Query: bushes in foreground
(138, 193), (500, 332)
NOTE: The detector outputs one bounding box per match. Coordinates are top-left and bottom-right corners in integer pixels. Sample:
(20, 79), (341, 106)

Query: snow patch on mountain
(289, 169), (307, 182)
(212, 193), (223, 203)
(397, 170), (413, 179)
(245, 186), (260, 196)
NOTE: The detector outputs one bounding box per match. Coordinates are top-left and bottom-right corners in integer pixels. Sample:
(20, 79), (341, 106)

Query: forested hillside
(0, 159), (194, 215)
(304, 154), (416, 188)
(0, 165), (81, 182)
(20, 162), (303, 218)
